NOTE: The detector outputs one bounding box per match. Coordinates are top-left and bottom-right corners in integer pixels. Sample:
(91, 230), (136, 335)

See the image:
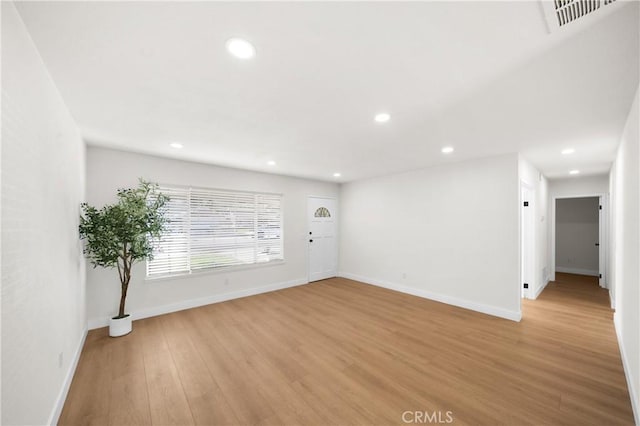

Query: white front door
(308, 196), (337, 282)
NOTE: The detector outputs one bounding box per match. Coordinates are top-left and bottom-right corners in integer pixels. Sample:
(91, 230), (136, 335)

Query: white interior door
(598, 196), (605, 287)
(308, 196), (337, 282)
(521, 185), (535, 299)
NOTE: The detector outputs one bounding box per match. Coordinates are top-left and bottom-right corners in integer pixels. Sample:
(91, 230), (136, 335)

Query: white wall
(549, 175), (609, 197)
(555, 197), (600, 275)
(609, 87), (639, 424)
(85, 147), (339, 327)
(1, 3), (86, 425)
(519, 157), (550, 299)
(339, 153), (521, 320)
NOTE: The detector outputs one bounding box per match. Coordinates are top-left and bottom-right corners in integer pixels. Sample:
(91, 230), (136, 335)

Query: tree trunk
(118, 259), (131, 318)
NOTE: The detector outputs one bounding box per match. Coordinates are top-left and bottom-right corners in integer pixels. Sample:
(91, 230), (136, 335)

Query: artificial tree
(79, 179), (168, 319)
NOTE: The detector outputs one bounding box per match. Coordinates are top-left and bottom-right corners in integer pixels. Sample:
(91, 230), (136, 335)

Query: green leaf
(79, 178), (169, 275)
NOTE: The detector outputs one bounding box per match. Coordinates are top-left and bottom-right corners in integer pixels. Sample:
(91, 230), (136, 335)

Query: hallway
(532, 272), (609, 311)
(521, 272), (631, 423)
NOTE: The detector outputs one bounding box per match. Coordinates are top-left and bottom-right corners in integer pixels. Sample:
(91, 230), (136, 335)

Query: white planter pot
(109, 315), (132, 337)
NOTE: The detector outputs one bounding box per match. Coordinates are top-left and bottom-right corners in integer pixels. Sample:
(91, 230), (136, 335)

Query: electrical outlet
(402, 273), (407, 279)
(58, 352), (64, 368)
(224, 277), (229, 286)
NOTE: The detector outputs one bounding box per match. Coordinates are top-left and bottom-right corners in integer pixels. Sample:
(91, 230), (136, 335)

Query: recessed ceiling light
(441, 146), (454, 154)
(267, 160), (276, 166)
(226, 38), (256, 59)
(561, 148), (575, 155)
(374, 113), (390, 123)
(333, 172), (341, 177)
(169, 143), (183, 149)
(569, 170), (580, 175)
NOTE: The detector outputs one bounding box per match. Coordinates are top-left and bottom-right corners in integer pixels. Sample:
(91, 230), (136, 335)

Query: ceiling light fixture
(169, 143), (183, 149)
(441, 146), (454, 154)
(267, 160), (276, 166)
(374, 113), (390, 123)
(226, 38), (256, 59)
(333, 172), (341, 178)
(569, 170), (580, 175)
(561, 148), (575, 155)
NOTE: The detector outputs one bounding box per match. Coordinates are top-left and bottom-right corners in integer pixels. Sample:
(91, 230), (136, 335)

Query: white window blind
(147, 186), (283, 277)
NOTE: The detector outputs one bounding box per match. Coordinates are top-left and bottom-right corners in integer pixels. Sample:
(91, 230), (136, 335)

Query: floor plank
(137, 317), (195, 426)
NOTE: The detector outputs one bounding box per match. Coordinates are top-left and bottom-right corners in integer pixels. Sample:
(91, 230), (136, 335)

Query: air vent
(542, 0), (621, 32)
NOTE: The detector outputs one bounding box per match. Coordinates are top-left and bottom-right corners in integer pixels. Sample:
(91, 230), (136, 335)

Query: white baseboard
(555, 266), (599, 277)
(88, 278), (308, 330)
(614, 312), (639, 425)
(47, 326), (88, 426)
(532, 280), (549, 300)
(610, 289), (616, 310)
(338, 272), (521, 322)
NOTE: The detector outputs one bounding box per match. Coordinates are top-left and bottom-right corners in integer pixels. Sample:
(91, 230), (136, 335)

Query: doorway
(308, 196), (337, 282)
(552, 196), (606, 287)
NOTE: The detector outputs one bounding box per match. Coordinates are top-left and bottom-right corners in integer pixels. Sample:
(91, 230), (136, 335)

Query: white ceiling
(14, 1), (639, 182)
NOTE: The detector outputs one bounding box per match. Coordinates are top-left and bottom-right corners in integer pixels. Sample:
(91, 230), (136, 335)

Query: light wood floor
(60, 273), (634, 425)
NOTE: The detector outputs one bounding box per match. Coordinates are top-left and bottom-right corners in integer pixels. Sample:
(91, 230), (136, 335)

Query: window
(147, 185), (283, 277)
(314, 207), (331, 217)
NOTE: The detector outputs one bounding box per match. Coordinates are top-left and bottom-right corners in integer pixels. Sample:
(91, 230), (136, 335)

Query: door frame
(307, 195), (338, 283)
(550, 193), (608, 287)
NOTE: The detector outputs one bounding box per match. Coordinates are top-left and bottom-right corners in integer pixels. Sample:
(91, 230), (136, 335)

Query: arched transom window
(314, 207), (331, 218)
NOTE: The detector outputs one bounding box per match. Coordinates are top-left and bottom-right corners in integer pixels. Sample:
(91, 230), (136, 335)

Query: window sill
(145, 259), (286, 283)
